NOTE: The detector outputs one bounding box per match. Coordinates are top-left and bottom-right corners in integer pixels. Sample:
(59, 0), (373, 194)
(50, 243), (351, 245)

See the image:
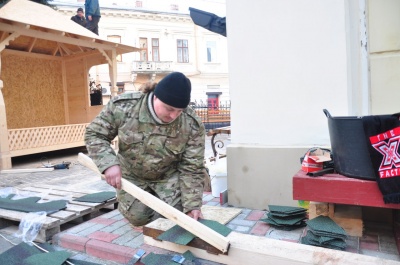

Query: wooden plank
(0, 224), (60, 243)
(144, 218), (400, 265)
(62, 204), (92, 215)
(33, 183), (99, 195)
(332, 205), (363, 237)
(49, 210), (77, 220)
(201, 205), (241, 225)
(0, 167), (54, 174)
(293, 170), (400, 209)
(78, 152), (230, 253)
(0, 208), (59, 228)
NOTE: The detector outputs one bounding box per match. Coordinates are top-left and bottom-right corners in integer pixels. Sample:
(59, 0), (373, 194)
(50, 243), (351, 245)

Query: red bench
(293, 170), (400, 209)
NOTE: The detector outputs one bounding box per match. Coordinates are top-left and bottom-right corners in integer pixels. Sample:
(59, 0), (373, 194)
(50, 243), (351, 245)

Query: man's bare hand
(187, 209), (203, 220)
(88, 15), (92, 21)
(104, 165), (122, 189)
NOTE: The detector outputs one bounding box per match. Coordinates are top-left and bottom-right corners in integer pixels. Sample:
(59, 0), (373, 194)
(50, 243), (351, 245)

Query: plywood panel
(65, 58), (87, 124)
(1, 53), (65, 129)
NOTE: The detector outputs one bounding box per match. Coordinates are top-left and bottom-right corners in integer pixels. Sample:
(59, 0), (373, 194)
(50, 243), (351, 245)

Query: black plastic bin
(323, 109), (376, 180)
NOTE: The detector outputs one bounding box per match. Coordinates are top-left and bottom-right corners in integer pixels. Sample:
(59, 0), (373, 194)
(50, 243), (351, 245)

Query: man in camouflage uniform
(85, 72), (205, 225)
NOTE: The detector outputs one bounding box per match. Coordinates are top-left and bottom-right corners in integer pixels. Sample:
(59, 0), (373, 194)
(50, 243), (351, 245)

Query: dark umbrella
(189, 7), (226, 37)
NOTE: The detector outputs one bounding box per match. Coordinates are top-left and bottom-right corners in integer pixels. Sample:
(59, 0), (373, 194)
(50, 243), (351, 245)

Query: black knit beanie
(154, 72), (191, 108)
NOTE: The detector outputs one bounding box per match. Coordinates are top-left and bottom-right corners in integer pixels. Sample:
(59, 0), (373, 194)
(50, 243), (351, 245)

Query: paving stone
(112, 223), (134, 235)
(76, 224), (106, 237)
(111, 213), (125, 220)
(345, 246), (359, 254)
(379, 241), (399, 255)
(231, 225), (251, 233)
(360, 249), (400, 262)
(240, 209), (252, 216)
(88, 231), (120, 242)
(202, 194), (214, 202)
(380, 234), (397, 244)
(360, 241), (379, 251)
(266, 228), (303, 241)
(111, 230), (141, 245)
(100, 220), (128, 233)
(123, 234), (144, 248)
(246, 210), (266, 221)
(86, 239), (136, 264)
(89, 217), (118, 226)
(228, 218), (256, 227)
(55, 234), (90, 252)
(66, 222), (100, 234)
(99, 210), (120, 219)
(249, 221), (270, 236)
(346, 237), (359, 250)
(361, 233), (379, 243)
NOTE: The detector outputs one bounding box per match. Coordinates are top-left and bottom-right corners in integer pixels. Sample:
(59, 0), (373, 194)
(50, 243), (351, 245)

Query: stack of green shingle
(301, 215), (347, 250)
(260, 205), (307, 230)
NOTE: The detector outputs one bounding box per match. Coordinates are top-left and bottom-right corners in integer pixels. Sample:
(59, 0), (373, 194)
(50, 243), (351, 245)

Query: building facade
(226, 0), (400, 209)
(55, 0), (229, 106)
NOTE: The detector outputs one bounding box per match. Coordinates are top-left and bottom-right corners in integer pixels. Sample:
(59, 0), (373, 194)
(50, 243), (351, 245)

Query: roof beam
(58, 43), (72, 55)
(98, 48), (112, 65)
(52, 45), (59, 56)
(0, 32), (20, 52)
(27, 37), (37, 52)
(0, 23), (117, 52)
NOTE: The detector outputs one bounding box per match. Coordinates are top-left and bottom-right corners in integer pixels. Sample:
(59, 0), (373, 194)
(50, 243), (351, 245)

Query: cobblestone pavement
(1, 135), (399, 264)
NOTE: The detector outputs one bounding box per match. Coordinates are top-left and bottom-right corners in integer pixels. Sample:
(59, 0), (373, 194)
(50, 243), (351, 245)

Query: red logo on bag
(371, 128), (400, 178)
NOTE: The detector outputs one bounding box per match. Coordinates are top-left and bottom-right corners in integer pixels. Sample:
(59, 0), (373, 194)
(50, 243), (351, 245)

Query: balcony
(132, 61), (173, 74)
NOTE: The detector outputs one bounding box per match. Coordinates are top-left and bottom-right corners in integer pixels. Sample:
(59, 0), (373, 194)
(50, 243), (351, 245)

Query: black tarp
(189, 7), (226, 37)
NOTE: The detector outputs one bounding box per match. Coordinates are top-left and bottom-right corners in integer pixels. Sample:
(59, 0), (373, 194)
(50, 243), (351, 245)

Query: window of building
(139, 37), (148, 61)
(135, 1), (142, 8)
(206, 41), (217, 62)
(152, 38), (159, 61)
(107, 35), (122, 62)
(177, 39), (189, 63)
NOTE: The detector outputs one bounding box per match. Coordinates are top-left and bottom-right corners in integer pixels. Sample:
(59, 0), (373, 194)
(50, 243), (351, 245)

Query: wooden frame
(144, 218), (400, 265)
(0, 0), (139, 169)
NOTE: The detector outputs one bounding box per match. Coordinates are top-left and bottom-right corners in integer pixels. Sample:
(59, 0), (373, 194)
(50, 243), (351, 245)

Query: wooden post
(108, 49), (118, 97)
(0, 54), (11, 169)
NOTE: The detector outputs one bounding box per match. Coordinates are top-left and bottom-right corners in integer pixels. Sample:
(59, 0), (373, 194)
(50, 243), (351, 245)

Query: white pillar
(0, 55), (12, 169)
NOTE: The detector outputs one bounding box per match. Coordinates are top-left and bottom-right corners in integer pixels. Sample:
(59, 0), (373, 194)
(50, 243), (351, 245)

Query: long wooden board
(144, 218), (400, 265)
(78, 152), (230, 253)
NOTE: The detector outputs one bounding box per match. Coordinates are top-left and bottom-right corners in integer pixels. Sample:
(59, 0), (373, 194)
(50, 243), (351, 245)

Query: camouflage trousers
(117, 173), (182, 226)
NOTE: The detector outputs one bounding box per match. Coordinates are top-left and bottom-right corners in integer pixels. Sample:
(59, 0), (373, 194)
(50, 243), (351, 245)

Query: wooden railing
(7, 123), (88, 157)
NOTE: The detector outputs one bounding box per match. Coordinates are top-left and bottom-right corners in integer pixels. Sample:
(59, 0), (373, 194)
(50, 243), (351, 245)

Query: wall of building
(1, 52), (65, 129)
(56, 2), (229, 104)
(226, 1), (353, 208)
(368, 0), (400, 114)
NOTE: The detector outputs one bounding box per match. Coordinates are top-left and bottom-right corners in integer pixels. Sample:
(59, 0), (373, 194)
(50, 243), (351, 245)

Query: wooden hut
(0, 0), (139, 169)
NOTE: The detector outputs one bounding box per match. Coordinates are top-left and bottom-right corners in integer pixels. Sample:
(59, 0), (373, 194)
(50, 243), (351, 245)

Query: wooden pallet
(0, 184), (117, 242)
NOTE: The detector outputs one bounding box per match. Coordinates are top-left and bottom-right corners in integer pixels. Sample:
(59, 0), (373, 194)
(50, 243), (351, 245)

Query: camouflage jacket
(84, 92), (205, 213)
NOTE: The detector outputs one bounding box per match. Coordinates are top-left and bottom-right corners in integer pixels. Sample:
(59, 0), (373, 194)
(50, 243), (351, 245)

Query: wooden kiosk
(0, 0), (139, 169)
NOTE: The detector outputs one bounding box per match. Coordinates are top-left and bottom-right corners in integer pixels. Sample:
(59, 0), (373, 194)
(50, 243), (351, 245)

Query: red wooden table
(293, 170), (400, 209)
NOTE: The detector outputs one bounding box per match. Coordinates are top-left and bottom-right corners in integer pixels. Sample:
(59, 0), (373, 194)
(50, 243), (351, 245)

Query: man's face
(153, 96), (184, 123)
(77, 11), (84, 18)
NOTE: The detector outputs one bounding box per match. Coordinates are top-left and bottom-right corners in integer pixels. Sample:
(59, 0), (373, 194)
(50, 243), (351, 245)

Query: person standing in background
(71, 7), (87, 28)
(85, 0), (101, 35)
